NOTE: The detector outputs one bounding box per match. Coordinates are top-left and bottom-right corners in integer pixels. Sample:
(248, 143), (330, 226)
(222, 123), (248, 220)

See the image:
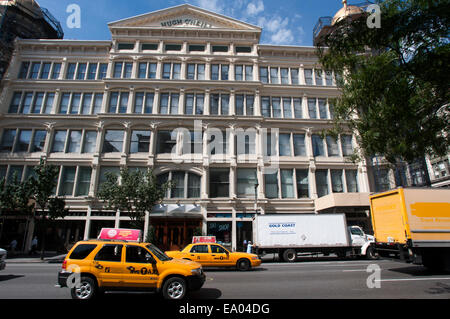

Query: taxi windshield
(146, 244), (172, 261)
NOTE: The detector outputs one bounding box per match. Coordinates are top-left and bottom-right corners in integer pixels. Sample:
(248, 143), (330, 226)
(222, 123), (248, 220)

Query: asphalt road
(1, 258), (450, 299)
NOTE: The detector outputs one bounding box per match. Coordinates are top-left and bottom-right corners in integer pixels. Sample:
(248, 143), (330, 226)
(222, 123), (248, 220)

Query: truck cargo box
(370, 188), (450, 247)
(253, 214), (350, 249)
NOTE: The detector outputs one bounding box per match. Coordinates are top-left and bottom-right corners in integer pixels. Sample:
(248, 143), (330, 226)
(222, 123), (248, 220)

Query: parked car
(0, 248), (6, 271)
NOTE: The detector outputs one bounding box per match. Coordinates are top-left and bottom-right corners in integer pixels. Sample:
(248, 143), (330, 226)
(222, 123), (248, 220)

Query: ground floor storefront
(0, 210), (372, 254)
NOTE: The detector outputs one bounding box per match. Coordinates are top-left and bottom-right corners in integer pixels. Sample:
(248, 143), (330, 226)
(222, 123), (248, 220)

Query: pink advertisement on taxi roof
(99, 228), (141, 242)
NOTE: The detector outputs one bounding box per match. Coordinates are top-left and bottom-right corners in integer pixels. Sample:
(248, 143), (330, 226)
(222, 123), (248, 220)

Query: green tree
(29, 159), (68, 259)
(98, 168), (172, 230)
(317, 0), (449, 167)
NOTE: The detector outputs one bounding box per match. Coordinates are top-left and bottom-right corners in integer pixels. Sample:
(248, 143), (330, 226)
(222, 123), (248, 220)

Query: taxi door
(188, 244), (212, 266)
(92, 244), (124, 287)
(122, 245), (159, 288)
(210, 244), (231, 266)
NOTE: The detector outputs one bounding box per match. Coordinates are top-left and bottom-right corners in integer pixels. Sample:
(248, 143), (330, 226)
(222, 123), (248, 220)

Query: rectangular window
(43, 93), (55, 114)
(304, 69), (313, 85)
(308, 98), (317, 119)
(270, 67), (279, 84)
(293, 134), (306, 156)
(296, 170), (309, 198)
(67, 130), (82, 153)
(31, 130), (47, 152)
(171, 171), (185, 198)
(156, 131), (176, 154)
(265, 172), (279, 199)
(281, 68), (289, 84)
(235, 65), (243, 81)
(346, 170), (359, 193)
(113, 62), (123, 78)
(81, 93), (93, 115)
(118, 43), (135, 50)
(235, 95), (244, 115)
(148, 63), (157, 79)
(325, 70), (334, 86)
(30, 62), (41, 79)
(66, 63), (76, 80)
(293, 98), (302, 119)
(187, 64), (196, 80)
(245, 65), (253, 81)
(221, 65), (229, 81)
(282, 98), (292, 118)
(14, 130), (32, 153)
(246, 95), (254, 116)
(237, 168), (257, 198)
(209, 168), (229, 198)
(9, 92), (22, 113)
(316, 170), (329, 197)
(76, 167), (92, 196)
(165, 44), (182, 51)
(142, 43), (158, 51)
(331, 170), (344, 193)
(70, 93), (82, 114)
(118, 92), (129, 113)
(279, 134), (292, 156)
(21, 92), (33, 114)
(51, 63), (62, 79)
(318, 99), (328, 119)
(31, 92), (44, 114)
(291, 68), (299, 85)
(163, 63), (171, 79)
(87, 63), (98, 80)
(260, 67), (268, 83)
(341, 135), (354, 156)
(51, 130), (67, 153)
(40, 63), (51, 79)
(130, 130), (151, 153)
(102, 130), (124, 153)
(76, 63), (87, 80)
(212, 45), (228, 53)
(281, 169), (295, 198)
(326, 136), (340, 157)
(60, 166), (76, 196)
(59, 93), (70, 114)
(108, 92), (119, 113)
(98, 63), (108, 79)
(261, 97), (270, 117)
(82, 131), (97, 154)
(18, 62), (30, 79)
(272, 97), (281, 118)
(188, 174), (201, 198)
(189, 44), (205, 52)
(312, 134), (325, 157)
(92, 93), (103, 114)
(170, 93), (179, 114)
(236, 46), (252, 53)
(315, 69), (323, 86)
(1, 129), (16, 152)
(124, 63), (133, 79)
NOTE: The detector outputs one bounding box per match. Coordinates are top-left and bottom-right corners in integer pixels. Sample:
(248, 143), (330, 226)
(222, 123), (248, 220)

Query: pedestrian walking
(9, 238), (18, 255)
(30, 236), (38, 255)
(247, 241), (253, 254)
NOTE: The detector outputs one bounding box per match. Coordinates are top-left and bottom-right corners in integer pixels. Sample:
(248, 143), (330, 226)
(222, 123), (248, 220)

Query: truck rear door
(370, 190), (408, 244)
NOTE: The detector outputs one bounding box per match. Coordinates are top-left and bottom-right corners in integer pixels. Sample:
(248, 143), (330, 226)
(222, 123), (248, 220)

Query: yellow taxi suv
(57, 240), (205, 300)
(165, 243), (261, 271)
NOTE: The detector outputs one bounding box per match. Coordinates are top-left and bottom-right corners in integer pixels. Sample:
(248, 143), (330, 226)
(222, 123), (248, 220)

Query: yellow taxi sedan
(165, 243), (261, 271)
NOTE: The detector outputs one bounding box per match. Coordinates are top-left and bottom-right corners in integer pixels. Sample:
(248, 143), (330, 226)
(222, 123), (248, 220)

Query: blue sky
(36, 0), (346, 46)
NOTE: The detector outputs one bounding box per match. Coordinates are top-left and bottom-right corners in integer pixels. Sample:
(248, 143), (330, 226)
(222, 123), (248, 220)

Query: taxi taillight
(62, 260), (67, 270)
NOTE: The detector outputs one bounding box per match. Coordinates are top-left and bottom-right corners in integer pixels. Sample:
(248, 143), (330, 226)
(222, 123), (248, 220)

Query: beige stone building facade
(0, 4), (372, 252)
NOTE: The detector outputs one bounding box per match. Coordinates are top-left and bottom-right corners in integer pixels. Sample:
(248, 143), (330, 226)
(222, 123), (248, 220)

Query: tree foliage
(98, 168), (172, 229)
(317, 0), (449, 164)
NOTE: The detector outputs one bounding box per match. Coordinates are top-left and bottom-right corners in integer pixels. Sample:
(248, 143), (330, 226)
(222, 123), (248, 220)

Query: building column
(84, 206), (92, 240)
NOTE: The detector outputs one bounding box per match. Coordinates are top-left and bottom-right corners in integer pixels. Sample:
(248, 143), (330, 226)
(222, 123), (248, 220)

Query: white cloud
(246, 0), (264, 16)
(191, 0), (225, 14)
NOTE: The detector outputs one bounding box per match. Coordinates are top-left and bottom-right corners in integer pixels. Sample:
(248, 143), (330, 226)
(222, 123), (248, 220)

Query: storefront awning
(150, 204), (203, 218)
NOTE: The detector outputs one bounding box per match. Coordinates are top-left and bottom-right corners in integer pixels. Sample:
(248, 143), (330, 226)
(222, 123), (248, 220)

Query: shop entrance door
(236, 221), (253, 252)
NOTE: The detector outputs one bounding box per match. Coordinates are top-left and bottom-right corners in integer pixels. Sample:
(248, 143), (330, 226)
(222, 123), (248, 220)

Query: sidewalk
(6, 252), (66, 264)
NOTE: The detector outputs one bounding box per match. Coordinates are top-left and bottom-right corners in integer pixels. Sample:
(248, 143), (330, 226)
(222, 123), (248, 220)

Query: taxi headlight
(191, 268), (202, 275)
(251, 256), (259, 260)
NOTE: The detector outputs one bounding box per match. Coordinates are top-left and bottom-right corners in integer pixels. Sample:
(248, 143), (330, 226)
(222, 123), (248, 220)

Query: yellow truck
(370, 188), (450, 271)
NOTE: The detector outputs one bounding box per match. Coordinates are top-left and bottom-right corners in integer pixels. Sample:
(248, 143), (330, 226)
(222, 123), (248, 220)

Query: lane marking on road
(377, 277), (450, 282)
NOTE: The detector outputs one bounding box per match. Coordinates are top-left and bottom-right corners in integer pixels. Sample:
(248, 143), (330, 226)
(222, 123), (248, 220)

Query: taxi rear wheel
(162, 277), (187, 300)
(237, 258), (251, 271)
(70, 276), (97, 300)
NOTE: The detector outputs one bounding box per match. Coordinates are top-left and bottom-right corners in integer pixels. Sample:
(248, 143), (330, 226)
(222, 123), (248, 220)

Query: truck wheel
(237, 258), (251, 271)
(365, 246), (378, 260)
(283, 249), (297, 263)
(162, 277), (187, 300)
(70, 276), (97, 300)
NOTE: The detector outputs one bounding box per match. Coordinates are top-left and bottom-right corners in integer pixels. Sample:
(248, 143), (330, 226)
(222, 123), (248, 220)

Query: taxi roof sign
(98, 228), (142, 242)
(192, 236), (216, 244)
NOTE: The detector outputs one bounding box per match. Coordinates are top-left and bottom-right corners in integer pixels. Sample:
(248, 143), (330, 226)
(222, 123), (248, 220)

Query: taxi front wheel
(162, 277), (187, 300)
(237, 258), (251, 271)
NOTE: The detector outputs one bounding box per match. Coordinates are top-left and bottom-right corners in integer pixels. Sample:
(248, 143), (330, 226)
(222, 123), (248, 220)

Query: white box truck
(252, 214), (375, 262)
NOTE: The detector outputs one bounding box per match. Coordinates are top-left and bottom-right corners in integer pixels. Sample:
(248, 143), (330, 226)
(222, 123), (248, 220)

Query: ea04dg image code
(223, 304), (270, 314)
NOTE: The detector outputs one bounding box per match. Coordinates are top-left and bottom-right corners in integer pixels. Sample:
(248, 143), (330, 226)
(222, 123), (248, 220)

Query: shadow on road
(100, 288), (222, 300)
(0, 275), (24, 282)
(387, 265), (450, 277)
